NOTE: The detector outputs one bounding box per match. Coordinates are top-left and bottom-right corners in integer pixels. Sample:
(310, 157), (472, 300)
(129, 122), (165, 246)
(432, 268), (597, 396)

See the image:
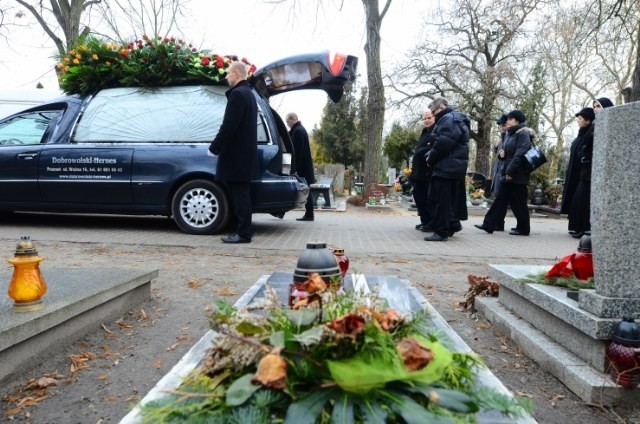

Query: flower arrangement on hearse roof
(56, 35), (257, 95)
(140, 271), (532, 423)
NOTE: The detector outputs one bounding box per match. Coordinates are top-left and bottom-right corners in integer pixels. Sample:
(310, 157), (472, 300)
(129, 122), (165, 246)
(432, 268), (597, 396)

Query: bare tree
(595, 0), (640, 101)
(268, 0), (392, 187)
(14, 0), (100, 57)
(94, 0), (189, 42)
(391, 0), (543, 176)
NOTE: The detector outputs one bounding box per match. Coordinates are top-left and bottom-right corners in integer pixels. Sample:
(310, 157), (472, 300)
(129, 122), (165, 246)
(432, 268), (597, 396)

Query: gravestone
(581, 102), (640, 318)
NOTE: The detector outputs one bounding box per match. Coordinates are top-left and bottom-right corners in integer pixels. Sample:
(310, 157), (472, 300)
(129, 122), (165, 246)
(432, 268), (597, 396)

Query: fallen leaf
(475, 322), (491, 330)
(152, 360), (163, 368)
(101, 323), (114, 335)
(218, 287), (236, 296)
(116, 319), (133, 329)
(166, 343), (179, 351)
(140, 308), (148, 320)
(125, 395), (140, 402)
(4, 407), (22, 415)
(186, 278), (203, 289)
(104, 396), (118, 402)
(516, 391), (533, 398)
(34, 377), (59, 388)
(177, 336), (190, 342)
(97, 374), (109, 380)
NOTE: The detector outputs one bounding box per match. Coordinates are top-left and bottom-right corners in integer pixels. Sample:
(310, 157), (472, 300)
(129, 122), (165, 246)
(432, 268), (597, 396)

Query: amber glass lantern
(7, 236), (47, 311)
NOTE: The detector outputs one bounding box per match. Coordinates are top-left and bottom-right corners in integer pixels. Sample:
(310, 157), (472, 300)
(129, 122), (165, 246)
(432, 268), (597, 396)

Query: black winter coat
(561, 123), (594, 214)
(289, 121), (315, 185)
(208, 80), (258, 182)
(426, 107), (470, 179)
(501, 123), (534, 186)
(410, 126), (434, 182)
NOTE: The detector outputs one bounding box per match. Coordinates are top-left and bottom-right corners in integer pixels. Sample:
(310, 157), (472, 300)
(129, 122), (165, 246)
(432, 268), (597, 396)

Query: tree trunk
(629, 20), (640, 102)
(474, 120), (492, 177)
(361, 0), (389, 187)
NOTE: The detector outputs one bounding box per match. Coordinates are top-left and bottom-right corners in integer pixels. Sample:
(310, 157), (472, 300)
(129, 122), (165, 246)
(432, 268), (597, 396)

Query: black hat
(506, 110), (526, 124)
(496, 114), (508, 125)
(575, 107), (595, 122)
(595, 97), (614, 108)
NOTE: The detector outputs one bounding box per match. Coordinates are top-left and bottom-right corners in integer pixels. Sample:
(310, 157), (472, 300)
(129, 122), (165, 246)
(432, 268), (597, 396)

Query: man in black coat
(424, 97), (470, 242)
(209, 61), (258, 244)
(410, 109), (436, 231)
(286, 113), (315, 221)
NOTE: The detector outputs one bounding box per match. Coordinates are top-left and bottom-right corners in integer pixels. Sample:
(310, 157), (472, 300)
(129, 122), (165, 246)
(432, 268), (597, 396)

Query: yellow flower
(57, 63), (64, 70)
(92, 54), (99, 60)
(69, 50), (76, 56)
(72, 58), (79, 64)
(105, 61), (111, 66)
(75, 54), (81, 59)
(63, 57), (69, 63)
(64, 66), (69, 72)
(80, 45), (87, 51)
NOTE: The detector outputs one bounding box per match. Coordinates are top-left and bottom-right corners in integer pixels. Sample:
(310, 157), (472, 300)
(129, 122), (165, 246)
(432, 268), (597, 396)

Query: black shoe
(474, 224), (493, 234)
(296, 215), (314, 222)
(571, 231), (585, 239)
(420, 225), (434, 232)
(448, 223), (463, 237)
(424, 233), (448, 242)
(270, 212), (285, 219)
(509, 229), (529, 236)
(221, 234), (252, 243)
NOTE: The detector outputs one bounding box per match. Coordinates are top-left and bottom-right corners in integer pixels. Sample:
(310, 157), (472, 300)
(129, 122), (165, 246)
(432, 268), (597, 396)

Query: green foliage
(141, 286), (533, 423)
(516, 60), (546, 136)
(524, 272), (595, 290)
(56, 35), (256, 95)
(312, 83), (365, 167)
(383, 121), (420, 170)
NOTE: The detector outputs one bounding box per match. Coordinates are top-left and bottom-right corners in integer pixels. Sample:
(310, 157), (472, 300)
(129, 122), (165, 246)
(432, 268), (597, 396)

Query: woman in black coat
(475, 110), (533, 235)
(561, 107), (595, 238)
(411, 109), (436, 230)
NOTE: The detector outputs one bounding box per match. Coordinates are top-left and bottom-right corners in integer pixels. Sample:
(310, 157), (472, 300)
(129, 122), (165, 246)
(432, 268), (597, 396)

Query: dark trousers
(484, 183), (530, 233)
(429, 177), (456, 237)
(225, 181), (253, 239)
(303, 192), (314, 217)
(412, 178), (432, 226)
(568, 179), (591, 233)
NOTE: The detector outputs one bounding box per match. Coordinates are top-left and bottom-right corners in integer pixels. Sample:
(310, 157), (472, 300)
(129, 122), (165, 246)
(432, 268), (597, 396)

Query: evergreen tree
(312, 83), (363, 167)
(516, 60), (546, 135)
(382, 121), (419, 170)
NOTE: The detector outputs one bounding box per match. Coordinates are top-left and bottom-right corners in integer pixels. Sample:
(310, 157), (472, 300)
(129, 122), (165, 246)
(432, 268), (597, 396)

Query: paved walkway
(0, 202), (578, 263)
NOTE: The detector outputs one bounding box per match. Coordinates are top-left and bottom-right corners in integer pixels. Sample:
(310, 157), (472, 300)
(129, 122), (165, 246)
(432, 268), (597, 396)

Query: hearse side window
(0, 110), (61, 146)
(74, 86), (230, 143)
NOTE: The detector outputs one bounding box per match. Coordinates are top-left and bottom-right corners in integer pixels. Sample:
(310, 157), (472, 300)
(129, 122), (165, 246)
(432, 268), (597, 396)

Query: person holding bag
(475, 110), (535, 236)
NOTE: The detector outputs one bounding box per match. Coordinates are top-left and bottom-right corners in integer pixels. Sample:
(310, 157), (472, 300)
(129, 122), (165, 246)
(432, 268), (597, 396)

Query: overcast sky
(0, 0), (429, 128)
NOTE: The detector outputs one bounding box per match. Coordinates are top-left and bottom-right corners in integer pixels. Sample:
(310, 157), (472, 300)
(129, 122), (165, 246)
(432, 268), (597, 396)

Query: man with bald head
(286, 112), (315, 221)
(209, 61), (258, 243)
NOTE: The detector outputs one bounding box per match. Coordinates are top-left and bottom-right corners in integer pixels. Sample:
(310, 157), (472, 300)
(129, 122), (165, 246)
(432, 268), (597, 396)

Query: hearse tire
(171, 180), (229, 235)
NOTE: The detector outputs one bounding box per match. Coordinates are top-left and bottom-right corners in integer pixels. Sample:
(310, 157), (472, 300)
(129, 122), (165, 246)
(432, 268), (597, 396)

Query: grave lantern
(7, 236), (47, 311)
(606, 317), (640, 389)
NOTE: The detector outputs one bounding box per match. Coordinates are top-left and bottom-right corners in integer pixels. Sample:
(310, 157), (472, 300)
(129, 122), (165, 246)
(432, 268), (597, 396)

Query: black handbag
(523, 140), (547, 172)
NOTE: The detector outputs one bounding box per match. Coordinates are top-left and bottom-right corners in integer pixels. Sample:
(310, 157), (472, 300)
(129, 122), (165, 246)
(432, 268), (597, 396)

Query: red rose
(163, 37), (169, 43)
(202, 57), (210, 66)
(249, 65), (257, 74)
(216, 57), (224, 68)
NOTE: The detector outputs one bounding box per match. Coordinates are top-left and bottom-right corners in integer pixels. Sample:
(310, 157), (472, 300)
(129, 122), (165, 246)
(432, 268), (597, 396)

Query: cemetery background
(0, 206), (637, 423)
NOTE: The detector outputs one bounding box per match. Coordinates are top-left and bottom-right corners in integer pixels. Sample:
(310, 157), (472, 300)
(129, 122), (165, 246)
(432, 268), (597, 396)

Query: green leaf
(330, 392), (355, 424)
(361, 400), (388, 424)
(285, 308), (320, 327)
(270, 330), (285, 348)
(326, 337), (452, 394)
(283, 388), (337, 424)
(429, 388), (479, 413)
(390, 394), (453, 424)
(235, 321), (264, 336)
(294, 326), (325, 347)
(225, 374), (261, 406)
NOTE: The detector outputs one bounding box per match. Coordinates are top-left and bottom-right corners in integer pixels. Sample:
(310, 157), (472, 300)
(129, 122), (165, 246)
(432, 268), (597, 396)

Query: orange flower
(327, 314), (365, 338)
(300, 272), (327, 294)
(92, 54), (99, 60)
(252, 352), (287, 389)
(397, 337), (434, 371)
(72, 58), (79, 64)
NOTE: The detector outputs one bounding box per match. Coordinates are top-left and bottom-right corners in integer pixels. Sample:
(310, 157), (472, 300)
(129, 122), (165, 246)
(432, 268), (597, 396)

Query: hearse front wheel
(171, 180), (230, 235)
